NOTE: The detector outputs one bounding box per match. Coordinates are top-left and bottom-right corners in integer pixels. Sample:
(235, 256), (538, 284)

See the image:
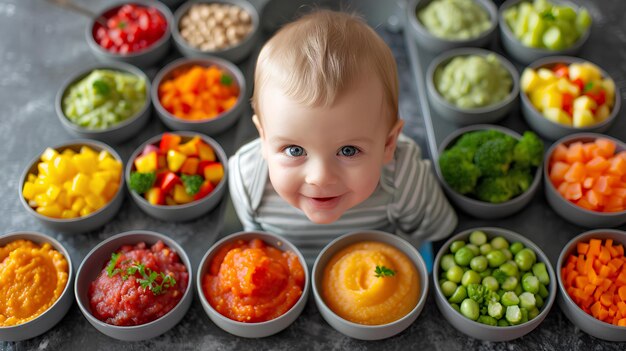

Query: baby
(229, 10), (457, 260)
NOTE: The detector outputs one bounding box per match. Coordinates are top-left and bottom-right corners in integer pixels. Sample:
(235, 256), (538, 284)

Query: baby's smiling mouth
(312, 197), (337, 202)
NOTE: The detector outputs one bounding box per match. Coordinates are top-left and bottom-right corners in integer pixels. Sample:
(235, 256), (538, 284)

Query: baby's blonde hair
(252, 10), (399, 127)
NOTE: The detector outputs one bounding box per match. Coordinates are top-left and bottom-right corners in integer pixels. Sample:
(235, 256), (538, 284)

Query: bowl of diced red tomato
(125, 132), (227, 221)
(86, 1), (173, 68)
(544, 133), (626, 228)
(152, 57), (246, 135)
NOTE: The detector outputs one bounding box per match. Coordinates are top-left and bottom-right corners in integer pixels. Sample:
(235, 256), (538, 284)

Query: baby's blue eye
(339, 146), (359, 157)
(285, 145), (305, 157)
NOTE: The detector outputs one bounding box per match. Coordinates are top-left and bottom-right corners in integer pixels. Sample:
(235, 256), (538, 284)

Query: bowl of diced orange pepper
(557, 229), (626, 341)
(152, 57), (245, 135)
(19, 140), (125, 234)
(544, 133), (626, 228)
(125, 131), (227, 221)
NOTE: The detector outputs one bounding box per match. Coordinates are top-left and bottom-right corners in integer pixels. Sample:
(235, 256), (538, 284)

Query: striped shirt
(228, 134), (457, 264)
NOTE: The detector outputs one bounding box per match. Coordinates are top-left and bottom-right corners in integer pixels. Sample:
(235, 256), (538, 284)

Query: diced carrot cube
(591, 300), (602, 318)
(564, 182), (583, 201)
(575, 275), (589, 288)
(578, 242), (589, 255)
(593, 176), (613, 196)
(576, 198), (595, 211)
(609, 258), (624, 270)
(577, 255), (587, 274)
(566, 270), (578, 287)
(584, 283), (597, 296)
(552, 143), (569, 163)
(617, 244), (624, 257)
(586, 156), (611, 173)
(595, 138), (617, 158)
(565, 162), (587, 183)
(582, 177), (595, 189)
(550, 161), (570, 185)
(619, 318), (626, 326)
(618, 301), (626, 317)
(605, 239), (614, 249)
(583, 143), (599, 161)
(589, 239), (602, 256)
(619, 286), (626, 302)
(599, 247), (612, 264)
(585, 189), (604, 208)
(598, 307), (609, 321)
(599, 265), (611, 278)
(609, 156), (626, 176)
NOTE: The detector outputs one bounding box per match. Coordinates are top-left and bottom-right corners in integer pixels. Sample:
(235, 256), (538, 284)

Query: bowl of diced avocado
(55, 61), (151, 144)
(499, 0), (592, 65)
(433, 227), (556, 341)
(435, 125), (544, 219)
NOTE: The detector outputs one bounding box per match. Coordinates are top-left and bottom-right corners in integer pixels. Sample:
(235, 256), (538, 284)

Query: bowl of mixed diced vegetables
(125, 131), (227, 221)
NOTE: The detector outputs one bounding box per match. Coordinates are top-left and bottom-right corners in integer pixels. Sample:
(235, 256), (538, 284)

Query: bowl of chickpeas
(172, 0), (259, 63)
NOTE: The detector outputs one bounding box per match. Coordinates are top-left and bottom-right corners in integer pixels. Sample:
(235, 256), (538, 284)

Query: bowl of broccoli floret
(436, 125), (544, 219)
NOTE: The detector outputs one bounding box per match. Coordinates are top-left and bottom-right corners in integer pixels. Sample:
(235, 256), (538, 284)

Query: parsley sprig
(374, 265), (396, 278)
(105, 252), (177, 295)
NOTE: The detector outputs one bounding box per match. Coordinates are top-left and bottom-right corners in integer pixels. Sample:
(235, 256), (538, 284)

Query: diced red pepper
(194, 180), (215, 200)
(573, 78), (585, 92)
(562, 93), (574, 116)
(553, 64), (569, 78)
(180, 157), (199, 175)
(586, 89), (607, 106)
(159, 172), (180, 194)
(160, 133), (181, 153)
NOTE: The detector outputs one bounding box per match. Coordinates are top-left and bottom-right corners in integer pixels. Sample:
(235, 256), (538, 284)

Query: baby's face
(255, 78), (402, 224)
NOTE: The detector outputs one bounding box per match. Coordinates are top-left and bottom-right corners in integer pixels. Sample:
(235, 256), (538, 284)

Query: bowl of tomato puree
(197, 231), (309, 338)
(75, 230), (192, 341)
(0, 231), (73, 342)
(312, 230), (429, 340)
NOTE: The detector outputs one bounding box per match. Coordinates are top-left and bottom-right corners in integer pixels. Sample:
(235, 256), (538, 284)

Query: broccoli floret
(439, 149), (481, 194)
(513, 131), (544, 168)
(181, 174), (204, 196)
(129, 171), (156, 194)
(454, 130), (511, 152)
(475, 177), (515, 203)
(473, 138), (517, 177)
(507, 167), (534, 196)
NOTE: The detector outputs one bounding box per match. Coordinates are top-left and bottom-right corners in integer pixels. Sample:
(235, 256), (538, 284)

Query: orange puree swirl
(322, 241), (419, 325)
(203, 239), (305, 323)
(0, 240), (68, 327)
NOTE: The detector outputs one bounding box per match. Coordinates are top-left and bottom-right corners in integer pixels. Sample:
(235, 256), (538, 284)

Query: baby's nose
(304, 158), (338, 186)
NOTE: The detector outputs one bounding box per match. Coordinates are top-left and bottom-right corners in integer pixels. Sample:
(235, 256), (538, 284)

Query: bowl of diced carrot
(544, 133), (626, 228)
(557, 229), (626, 341)
(152, 57), (245, 135)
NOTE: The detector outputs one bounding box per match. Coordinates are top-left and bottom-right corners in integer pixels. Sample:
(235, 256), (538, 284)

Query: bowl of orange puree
(197, 231), (309, 338)
(312, 230), (429, 340)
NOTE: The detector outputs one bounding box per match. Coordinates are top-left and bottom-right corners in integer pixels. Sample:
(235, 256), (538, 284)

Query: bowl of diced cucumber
(55, 62), (151, 145)
(433, 227), (556, 341)
(499, 0), (592, 65)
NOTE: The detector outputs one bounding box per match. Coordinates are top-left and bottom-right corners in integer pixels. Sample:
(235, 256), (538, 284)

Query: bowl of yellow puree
(312, 230), (429, 340)
(0, 231), (74, 341)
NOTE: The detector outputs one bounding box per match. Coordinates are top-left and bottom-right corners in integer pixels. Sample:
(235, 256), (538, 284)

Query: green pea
(482, 276), (499, 292)
(488, 301), (504, 319)
(479, 268), (493, 279)
(465, 243), (480, 256)
(470, 256), (488, 272)
(446, 265), (464, 283)
(469, 230), (488, 246)
(520, 307), (529, 324)
(519, 292), (536, 309)
(454, 247), (475, 266)
(505, 305), (522, 325)
(500, 262), (519, 277)
(514, 283), (523, 296)
(502, 276), (518, 291)
(441, 281), (458, 297)
(462, 270), (482, 286)
(528, 307), (540, 320)
(501, 248), (513, 261)
(448, 285), (467, 304)
(479, 243), (492, 255)
(478, 315), (497, 326)
(535, 294), (544, 308)
(510, 241), (524, 255)
(515, 248), (537, 271)
(450, 240), (465, 254)
(538, 283), (549, 299)
(491, 236), (509, 250)
(486, 250), (507, 268)
(522, 275), (539, 294)
(501, 291), (520, 306)
(532, 262), (550, 285)
(498, 319), (510, 327)
(440, 254), (457, 272)
(460, 298), (480, 321)
(450, 303), (460, 312)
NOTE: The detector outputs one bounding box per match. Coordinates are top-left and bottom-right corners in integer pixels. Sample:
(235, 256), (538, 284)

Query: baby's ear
(384, 119), (404, 163)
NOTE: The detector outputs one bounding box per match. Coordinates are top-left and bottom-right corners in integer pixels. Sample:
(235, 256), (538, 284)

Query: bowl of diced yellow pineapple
(520, 57), (620, 140)
(19, 140), (125, 233)
(125, 131), (228, 221)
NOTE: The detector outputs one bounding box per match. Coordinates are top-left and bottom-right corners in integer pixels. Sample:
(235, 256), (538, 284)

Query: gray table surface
(2, 0), (626, 350)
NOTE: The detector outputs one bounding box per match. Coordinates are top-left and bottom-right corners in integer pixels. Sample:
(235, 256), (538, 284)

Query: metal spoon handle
(45, 0), (108, 27)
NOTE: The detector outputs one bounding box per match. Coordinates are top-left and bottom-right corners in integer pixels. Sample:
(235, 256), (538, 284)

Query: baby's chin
(302, 210), (344, 225)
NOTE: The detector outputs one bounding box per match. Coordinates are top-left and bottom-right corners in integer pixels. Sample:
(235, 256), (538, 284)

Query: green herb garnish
(583, 81), (594, 92)
(117, 20), (127, 29)
(374, 265), (396, 278)
(220, 74), (233, 86)
(181, 174), (203, 195)
(106, 252), (122, 277)
(104, 255), (177, 296)
(129, 171), (156, 194)
(92, 79), (111, 96)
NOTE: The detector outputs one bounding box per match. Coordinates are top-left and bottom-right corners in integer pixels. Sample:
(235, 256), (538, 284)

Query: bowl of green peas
(433, 227), (556, 341)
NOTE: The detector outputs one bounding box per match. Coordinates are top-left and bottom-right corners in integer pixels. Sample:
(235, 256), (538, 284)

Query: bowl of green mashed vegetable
(407, 0), (497, 53)
(426, 48), (520, 125)
(499, 0), (592, 65)
(56, 62), (151, 144)
(435, 124), (544, 219)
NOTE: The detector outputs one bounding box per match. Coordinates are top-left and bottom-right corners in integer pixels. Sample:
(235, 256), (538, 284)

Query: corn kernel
(89, 176), (107, 196)
(73, 153), (98, 175)
(46, 184), (61, 201)
(71, 197), (86, 212)
(61, 209), (79, 219)
(80, 146), (97, 157)
(22, 182), (36, 200)
(27, 173), (36, 182)
(41, 148), (59, 162)
(71, 173), (91, 195)
(85, 194), (105, 210)
(37, 204), (62, 218)
(80, 206), (95, 217)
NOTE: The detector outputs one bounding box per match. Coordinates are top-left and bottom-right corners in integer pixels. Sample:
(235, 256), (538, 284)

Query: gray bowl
(197, 231), (309, 338)
(152, 57), (246, 135)
(544, 133), (626, 227)
(172, 0), (260, 63)
(85, 0), (173, 68)
(312, 230), (429, 340)
(557, 229), (626, 341)
(406, 0), (497, 53)
(74, 230), (193, 341)
(521, 56), (620, 141)
(499, 0), (591, 65)
(433, 227), (556, 341)
(55, 62), (152, 144)
(19, 140), (125, 234)
(126, 131), (228, 221)
(435, 124), (543, 219)
(426, 48), (520, 125)
(0, 231), (74, 342)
